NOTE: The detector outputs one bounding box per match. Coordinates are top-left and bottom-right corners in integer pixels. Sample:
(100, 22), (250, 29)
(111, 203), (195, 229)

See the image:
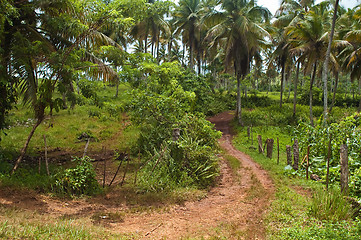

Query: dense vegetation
(2, 0), (361, 239)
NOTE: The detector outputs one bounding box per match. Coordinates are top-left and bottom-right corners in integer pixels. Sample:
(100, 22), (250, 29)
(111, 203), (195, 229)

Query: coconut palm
(131, 0), (170, 59)
(286, 3), (332, 125)
(272, 0), (307, 109)
(206, 0), (271, 123)
(8, 0), (133, 173)
(173, 0), (203, 71)
(338, 5), (361, 111)
(322, 0), (340, 121)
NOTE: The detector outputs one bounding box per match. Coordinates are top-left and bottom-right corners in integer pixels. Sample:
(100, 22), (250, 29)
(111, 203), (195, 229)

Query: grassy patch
(232, 125), (361, 239)
(0, 84), (131, 156)
(0, 207), (132, 239)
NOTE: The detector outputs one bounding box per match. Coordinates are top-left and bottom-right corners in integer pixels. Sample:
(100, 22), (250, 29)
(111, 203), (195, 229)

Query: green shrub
(51, 156), (101, 197)
(129, 62), (221, 191)
(137, 114), (221, 192)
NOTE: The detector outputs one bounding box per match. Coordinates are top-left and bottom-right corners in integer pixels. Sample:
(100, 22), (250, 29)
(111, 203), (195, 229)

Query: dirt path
(0, 111), (275, 239)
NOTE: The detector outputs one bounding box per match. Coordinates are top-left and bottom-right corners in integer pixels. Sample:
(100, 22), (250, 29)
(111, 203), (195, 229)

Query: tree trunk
(322, 0), (339, 122)
(309, 61), (317, 127)
(156, 34), (160, 63)
(189, 42), (194, 71)
(62, 93), (68, 109)
(144, 33), (148, 54)
(168, 37), (172, 61)
(340, 144), (349, 194)
(236, 75), (242, 124)
(197, 53), (201, 75)
(11, 118), (43, 174)
(293, 61), (300, 117)
(280, 63), (285, 108)
(330, 71), (339, 113)
(115, 79), (119, 98)
(286, 67), (291, 101)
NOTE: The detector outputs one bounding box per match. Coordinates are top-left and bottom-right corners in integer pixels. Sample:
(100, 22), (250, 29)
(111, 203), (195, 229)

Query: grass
(1, 84), (132, 157)
(0, 206), (133, 239)
(231, 123), (361, 239)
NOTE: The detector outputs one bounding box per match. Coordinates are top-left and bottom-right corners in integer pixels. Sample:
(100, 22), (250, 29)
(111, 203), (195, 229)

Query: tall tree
(8, 0), (144, 172)
(173, 0), (202, 71)
(206, 0), (271, 123)
(322, 0), (340, 122)
(286, 2), (332, 126)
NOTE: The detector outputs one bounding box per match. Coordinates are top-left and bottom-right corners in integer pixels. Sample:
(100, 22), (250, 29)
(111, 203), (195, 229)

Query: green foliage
(299, 85), (359, 108)
(129, 62), (221, 191)
(0, 161), (51, 191)
(51, 156), (101, 197)
(309, 186), (354, 222)
(78, 80), (102, 107)
(293, 113), (361, 197)
(277, 220), (361, 240)
(241, 103), (308, 126)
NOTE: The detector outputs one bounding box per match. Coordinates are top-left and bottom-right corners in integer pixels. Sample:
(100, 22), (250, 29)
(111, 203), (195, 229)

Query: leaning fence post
(266, 138), (274, 159)
(306, 145), (310, 180)
(247, 127), (250, 141)
(293, 139), (299, 170)
(286, 145), (292, 166)
(258, 135), (263, 153)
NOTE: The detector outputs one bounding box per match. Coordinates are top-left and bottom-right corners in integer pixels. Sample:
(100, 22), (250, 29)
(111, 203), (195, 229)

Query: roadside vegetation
(2, 0), (361, 239)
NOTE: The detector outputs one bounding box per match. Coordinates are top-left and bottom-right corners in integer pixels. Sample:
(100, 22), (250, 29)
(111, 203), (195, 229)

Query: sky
(256, 0), (360, 15)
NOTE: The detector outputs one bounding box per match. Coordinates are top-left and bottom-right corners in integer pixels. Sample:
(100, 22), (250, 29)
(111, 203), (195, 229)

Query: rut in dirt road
(208, 111), (275, 239)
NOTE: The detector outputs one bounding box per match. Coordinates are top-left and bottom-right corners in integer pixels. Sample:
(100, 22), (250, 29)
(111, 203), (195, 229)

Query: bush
(129, 62), (221, 191)
(137, 114), (221, 192)
(51, 156), (100, 197)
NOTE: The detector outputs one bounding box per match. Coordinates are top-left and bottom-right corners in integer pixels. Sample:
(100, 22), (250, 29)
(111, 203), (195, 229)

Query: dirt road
(0, 111), (275, 239)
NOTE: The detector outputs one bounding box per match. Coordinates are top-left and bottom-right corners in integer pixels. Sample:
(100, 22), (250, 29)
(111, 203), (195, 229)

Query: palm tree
(286, 3), (332, 126)
(206, 0), (271, 123)
(322, 0), (340, 121)
(338, 6), (361, 111)
(272, 0), (306, 109)
(173, 0), (203, 71)
(9, 0), (131, 173)
(131, 0), (170, 58)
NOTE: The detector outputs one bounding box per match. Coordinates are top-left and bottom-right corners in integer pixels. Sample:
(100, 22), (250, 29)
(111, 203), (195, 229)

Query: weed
(51, 156), (101, 197)
(309, 186), (354, 222)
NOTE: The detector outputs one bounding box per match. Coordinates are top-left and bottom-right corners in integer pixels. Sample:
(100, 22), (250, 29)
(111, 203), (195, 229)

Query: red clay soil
(0, 111), (275, 239)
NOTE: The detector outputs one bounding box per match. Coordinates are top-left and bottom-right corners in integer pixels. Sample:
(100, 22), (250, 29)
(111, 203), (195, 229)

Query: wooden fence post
(258, 135), (263, 153)
(286, 145), (292, 166)
(306, 145), (310, 180)
(247, 127), (250, 141)
(326, 138), (332, 190)
(266, 139), (274, 159)
(293, 139), (299, 170)
(340, 144), (349, 194)
(43, 135), (49, 176)
(251, 125), (253, 145)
